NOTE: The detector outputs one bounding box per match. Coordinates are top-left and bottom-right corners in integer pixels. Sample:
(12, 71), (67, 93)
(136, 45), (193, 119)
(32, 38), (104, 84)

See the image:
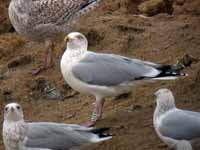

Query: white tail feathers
(90, 135), (112, 143)
(153, 76), (178, 80)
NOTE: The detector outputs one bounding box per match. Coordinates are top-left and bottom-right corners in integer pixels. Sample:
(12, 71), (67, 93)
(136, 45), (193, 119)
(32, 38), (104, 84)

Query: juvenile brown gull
(8, 0), (101, 75)
(60, 32), (187, 127)
(3, 103), (112, 150)
(154, 88), (200, 150)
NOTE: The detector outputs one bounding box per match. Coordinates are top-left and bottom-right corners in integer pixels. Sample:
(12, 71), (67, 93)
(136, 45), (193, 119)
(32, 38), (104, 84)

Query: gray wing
(30, 0), (96, 26)
(159, 109), (200, 140)
(72, 52), (161, 86)
(25, 122), (94, 150)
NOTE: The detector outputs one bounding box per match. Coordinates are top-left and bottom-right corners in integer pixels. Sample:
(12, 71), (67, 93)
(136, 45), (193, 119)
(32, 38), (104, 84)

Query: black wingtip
(155, 65), (188, 78)
(91, 127), (110, 134)
(90, 127), (112, 138)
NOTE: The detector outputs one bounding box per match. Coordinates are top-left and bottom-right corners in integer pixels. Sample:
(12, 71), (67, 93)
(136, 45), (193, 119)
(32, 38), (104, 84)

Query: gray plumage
(61, 32), (187, 125)
(25, 122), (111, 150)
(72, 52), (162, 86)
(176, 141), (192, 150)
(158, 110), (200, 140)
(2, 103), (111, 150)
(154, 88), (200, 149)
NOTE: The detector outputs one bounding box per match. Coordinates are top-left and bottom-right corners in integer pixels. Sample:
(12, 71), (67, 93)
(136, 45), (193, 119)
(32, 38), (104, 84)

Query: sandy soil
(0, 0), (200, 149)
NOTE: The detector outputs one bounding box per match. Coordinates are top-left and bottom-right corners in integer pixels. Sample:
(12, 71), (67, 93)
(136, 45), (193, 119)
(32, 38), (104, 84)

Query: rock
(0, 34), (26, 60)
(7, 55), (33, 68)
(172, 54), (200, 71)
(0, 71), (9, 80)
(114, 93), (131, 100)
(175, 0), (185, 5)
(115, 24), (145, 33)
(128, 104), (142, 112)
(27, 77), (64, 100)
(1, 88), (13, 102)
(84, 29), (104, 47)
(138, 0), (174, 16)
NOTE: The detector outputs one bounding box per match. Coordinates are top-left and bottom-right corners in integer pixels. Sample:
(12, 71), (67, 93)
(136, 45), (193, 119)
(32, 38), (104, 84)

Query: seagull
(8, 0), (102, 75)
(3, 103), (112, 150)
(154, 88), (200, 150)
(60, 32), (187, 127)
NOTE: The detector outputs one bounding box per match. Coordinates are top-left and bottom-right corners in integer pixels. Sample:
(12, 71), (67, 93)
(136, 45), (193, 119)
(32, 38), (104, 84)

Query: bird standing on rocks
(61, 32), (188, 127)
(9, 0), (102, 75)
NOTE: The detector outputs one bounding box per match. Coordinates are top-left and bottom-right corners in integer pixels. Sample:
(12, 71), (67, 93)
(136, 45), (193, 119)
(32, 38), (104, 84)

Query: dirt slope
(0, 0), (200, 149)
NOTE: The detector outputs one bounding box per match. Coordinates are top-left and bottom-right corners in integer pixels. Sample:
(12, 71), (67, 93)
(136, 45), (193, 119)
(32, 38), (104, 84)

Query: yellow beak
(64, 36), (69, 43)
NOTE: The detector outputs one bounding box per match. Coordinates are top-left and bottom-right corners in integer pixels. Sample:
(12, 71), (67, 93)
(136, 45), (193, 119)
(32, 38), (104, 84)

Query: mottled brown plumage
(9, 0), (101, 74)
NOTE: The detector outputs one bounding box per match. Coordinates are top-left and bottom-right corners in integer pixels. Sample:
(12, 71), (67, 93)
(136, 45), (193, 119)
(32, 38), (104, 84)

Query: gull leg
(32, 41), (52, 75)
(49, 42), (55, 68)
(82, 97), (105, 127)
(96, 99), (105, 119)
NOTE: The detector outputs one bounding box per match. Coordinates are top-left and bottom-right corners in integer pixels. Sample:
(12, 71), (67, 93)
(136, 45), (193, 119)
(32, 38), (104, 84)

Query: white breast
(3, 121), (26, 150)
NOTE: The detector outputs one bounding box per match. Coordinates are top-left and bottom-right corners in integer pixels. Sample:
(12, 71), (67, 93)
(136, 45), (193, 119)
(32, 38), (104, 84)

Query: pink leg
(32, 41), (52, 75)
(49, 42), (55, 68)
(82, 98), (105, 127)
(95, 99), (105, 119)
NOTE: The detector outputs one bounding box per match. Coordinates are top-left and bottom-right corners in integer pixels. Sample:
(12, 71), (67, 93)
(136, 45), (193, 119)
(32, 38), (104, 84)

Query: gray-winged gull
(8, 0), (102, 75)
(60, 32), (187, 127)
(3, 103), (112, 150)
(154, 88), (200, 150)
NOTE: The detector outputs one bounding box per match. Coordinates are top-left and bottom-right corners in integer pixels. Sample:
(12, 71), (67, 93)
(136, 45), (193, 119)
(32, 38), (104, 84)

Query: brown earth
(0, 0), (200, 150)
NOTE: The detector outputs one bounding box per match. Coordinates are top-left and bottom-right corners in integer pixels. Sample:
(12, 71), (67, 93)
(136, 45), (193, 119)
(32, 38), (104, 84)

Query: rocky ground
(0, 0), (200, 149)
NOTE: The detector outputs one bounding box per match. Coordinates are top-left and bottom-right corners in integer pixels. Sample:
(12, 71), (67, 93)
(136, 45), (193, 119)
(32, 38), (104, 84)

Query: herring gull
(3, 103), (112, 150)
(8, 0), (101, 75)
(154, 88), (200, 150)
(60, 32), (187, 127)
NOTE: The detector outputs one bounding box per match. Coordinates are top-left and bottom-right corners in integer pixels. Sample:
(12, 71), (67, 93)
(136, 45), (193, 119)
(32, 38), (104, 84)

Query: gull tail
(90, 127), (112, 143)
(153, 65), (188, 80)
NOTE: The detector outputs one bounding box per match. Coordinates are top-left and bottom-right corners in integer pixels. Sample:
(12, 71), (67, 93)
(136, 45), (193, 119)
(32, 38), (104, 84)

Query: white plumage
(60, 32), (187, 127)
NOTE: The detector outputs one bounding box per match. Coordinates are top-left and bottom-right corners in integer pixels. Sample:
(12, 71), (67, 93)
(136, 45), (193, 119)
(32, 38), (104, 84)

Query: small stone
(175, 0), (185, 5)
(2, 88), (13, 102)
(138, 0), (174, 16)
(66, 114), (76, 119)
(7, 55), (33, 68)
(128, 104), (142, 112)
(27, 77), (64, 100)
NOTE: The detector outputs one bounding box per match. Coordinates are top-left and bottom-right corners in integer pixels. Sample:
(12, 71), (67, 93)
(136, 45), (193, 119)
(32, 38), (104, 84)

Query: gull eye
(16, 106), (20, 110)
(4, 107), (8, 111)
(76, 35), (83, 40)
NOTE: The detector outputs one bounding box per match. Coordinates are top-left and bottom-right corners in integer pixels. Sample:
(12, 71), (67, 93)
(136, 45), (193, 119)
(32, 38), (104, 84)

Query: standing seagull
(2, 103), (112, 150)
(8, 0), (101, 75)
(154, 88), (200, 150)
(60, 32), (187, 127)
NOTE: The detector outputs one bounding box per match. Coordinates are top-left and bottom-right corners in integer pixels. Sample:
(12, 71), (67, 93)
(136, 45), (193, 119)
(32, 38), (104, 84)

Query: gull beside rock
(60, 32), (188, 127)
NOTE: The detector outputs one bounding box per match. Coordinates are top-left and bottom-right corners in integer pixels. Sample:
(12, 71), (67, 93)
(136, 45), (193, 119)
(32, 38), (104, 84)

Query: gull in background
(9, 0), (102, 75)
(154, 88), (200, 150)
(60, 32), (187, 127)
(3, 103), (112, 150)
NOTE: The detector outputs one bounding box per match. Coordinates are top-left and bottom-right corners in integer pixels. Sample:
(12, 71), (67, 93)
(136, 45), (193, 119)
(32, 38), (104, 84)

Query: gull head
(4, 103), (24, 122)
(154, 88), (176, 111)
(64, 32), (88, 52)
